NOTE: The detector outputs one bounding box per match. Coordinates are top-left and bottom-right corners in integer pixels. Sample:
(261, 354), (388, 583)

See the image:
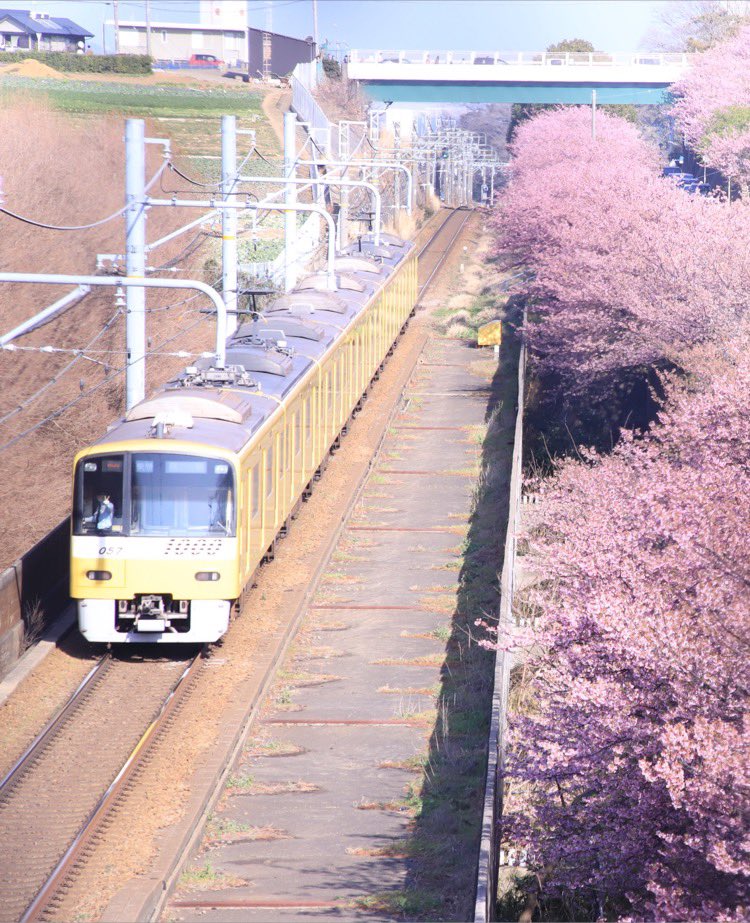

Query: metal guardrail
(350, 49), (692, 67)
(474, 312), (526, 923)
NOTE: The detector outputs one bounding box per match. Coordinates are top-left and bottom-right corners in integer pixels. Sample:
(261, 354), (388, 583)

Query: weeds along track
(0, 648), (203, 922)
(0, 209), (471, 923)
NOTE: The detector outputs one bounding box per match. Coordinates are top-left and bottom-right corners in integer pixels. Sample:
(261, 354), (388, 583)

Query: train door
(278, 425), (287, 515)
(310, 386), (319, 473)
(326, 366), (333, 442)
(262, 440), (275, 549)
(293, 408), (302, 497)
(303, 393), (312, 480)
(248, 459), (262, 565)
(358, 322), (366, 396)
(368, 312), (376, 377)
(385, 286), (398, 346)
(334, 357), (342, 433)
(346, 336), (354, 415)
(239, 462), (249, 577)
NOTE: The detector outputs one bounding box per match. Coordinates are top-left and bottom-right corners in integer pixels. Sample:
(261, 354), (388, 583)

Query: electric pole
(221, 115), (238, 336)
(145, 0), (152, 58)
(125, 119), (147, 410)
(113, 0), (120, 54)
(312, 0), (318, 57)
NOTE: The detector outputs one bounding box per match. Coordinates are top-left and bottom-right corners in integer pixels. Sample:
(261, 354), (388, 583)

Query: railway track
(0, 208), (473, 923)
(416, 207), (473, 298)
(0, 648), (203, 922)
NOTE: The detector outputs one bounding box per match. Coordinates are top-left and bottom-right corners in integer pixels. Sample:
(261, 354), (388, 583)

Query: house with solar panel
(0, 8), (93, 53)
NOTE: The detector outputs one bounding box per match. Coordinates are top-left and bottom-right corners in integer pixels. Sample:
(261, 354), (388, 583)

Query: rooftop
(0, 8), (93, 37)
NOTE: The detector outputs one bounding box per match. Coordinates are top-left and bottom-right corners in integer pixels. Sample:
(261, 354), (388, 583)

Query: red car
(188, 53), (224, 68)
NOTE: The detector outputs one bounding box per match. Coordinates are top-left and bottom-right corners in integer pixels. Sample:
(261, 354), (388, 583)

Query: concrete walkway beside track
(166, 329), (506, 922)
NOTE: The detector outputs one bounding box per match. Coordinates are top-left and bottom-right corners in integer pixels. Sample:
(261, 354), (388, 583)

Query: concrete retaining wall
(0, 520), (70, 681)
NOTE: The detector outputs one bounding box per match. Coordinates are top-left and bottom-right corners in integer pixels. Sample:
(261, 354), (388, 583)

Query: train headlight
(195, 571), (220, 582)
(86, 570), (112, 581)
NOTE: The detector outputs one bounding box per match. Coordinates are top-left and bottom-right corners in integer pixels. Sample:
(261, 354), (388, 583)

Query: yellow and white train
(71, 236), (417, 643)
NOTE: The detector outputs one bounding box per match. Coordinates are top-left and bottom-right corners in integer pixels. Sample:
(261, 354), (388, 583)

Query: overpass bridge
(346, 49), (693, 105)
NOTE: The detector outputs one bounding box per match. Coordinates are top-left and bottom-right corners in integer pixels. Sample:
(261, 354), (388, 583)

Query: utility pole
(394, 123), (401, 221)
(125, 118), (146, 410)
(283, 111), (298, 292)
(312, 0), (318, 57)
(145, 0), (152, 58)
(113, 0), (120, 54)
(221, 115), (238, 336)
(591, 88), (597, 140)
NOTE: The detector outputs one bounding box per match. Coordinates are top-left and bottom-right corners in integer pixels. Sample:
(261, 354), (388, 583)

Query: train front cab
(71, 443), (240, 643)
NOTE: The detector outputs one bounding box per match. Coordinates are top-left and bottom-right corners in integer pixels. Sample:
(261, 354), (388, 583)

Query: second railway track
(0, 208), (474, 923)
(0, 649), (203, 922)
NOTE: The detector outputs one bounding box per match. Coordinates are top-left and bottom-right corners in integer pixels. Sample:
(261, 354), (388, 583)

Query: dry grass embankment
(0, 98), (231, 569)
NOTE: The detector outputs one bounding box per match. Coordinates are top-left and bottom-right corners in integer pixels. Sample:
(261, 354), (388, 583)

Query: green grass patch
(226, 773), (255, 791)
(178, 861), (245, 890)
(1, 77), (262, 117)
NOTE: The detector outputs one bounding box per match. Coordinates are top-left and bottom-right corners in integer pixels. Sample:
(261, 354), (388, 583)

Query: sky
(15, 0), (671, 55)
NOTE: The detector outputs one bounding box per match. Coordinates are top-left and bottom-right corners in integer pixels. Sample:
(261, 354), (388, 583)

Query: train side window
(279, 430), (285, 474)
(294, 411), (302, 456)
(251, 464), (260, 517)
(265, 446), (274, 497)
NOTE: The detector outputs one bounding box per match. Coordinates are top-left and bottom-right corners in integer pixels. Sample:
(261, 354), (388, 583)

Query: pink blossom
(492, 104), (750, 920)
(672, 25), (750, 185)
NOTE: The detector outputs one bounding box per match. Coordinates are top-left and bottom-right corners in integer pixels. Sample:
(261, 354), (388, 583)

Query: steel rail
(20, 649), (205, 923)
(149, 208), (470, 922)
(417, 208), (473, 298)
(0, 656), (110, 795)
(416, 208), (462, 260)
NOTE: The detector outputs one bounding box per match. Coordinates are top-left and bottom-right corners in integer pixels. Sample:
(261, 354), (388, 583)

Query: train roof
(88, 235), (413, 459)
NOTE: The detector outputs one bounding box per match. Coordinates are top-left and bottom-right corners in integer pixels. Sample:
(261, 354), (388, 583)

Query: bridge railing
(349, 49), (691, 67)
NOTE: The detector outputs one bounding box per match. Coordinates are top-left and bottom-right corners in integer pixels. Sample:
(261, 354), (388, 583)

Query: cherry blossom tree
(492, 99), (750, 920)
(494, 107), (750, 405)
(510, 354), (750, 919)
(672, 24), (750, 190)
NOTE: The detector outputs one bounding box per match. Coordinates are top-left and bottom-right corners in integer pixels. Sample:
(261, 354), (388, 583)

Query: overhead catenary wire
(1, 344), (219, 359)
(166, 141), (260, 191)
(0, 271), (225, 438)
(0, 312), (210, 455)
(0, 162), (168, 232)
(0, 307), (123, 429)
(163, 164), (260, 201)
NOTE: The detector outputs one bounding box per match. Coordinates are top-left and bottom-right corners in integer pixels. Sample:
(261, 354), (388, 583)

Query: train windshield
(73, 453), (235, 537)
(131, 453), (234, 536)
